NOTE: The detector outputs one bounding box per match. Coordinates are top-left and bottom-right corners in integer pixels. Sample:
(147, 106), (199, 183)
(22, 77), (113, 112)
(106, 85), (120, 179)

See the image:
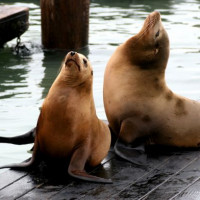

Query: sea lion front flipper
(114, 138), (147, 166)
(0, 128), (36, 145)
(68, 146), (112, 184)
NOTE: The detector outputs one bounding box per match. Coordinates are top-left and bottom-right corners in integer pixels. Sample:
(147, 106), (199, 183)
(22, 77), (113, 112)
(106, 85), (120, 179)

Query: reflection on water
(0, 48), (30, 99)
(95, 0), (174, 11)
(0, 0), (200, 168)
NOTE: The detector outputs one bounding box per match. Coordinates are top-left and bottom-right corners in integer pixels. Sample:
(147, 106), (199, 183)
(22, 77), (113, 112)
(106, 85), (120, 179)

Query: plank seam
(0, 172), (28, 191)
(15, 186), (37, 200)
(41, 154), (116, 199)
(111, 153), (176, 198)
(138, 156), (199, 200)
(169, 175), (200, 200)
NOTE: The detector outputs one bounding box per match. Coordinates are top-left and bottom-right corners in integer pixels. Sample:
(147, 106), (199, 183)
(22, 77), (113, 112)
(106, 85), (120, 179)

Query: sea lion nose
(70, 51), (76, 56)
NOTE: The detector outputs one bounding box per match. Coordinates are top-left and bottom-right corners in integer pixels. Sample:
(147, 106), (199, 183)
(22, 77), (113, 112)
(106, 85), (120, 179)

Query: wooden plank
(1, 148), (200, 199)
(17, 184), (64, 200)
(172, 180), (200, 200)
(17, 151), (115, 199)
(0, 164), (74, 199)
(0, 170), (27, 190)
(170, 171), (200, 199)
(0, 6), (29, 46)
(0, 174), (36, 199)
(50, 149), (174, 199)
(0, 6), (28, 20)
(113, 151), (200, 199)
(48, 157), (118, 199)
(16, 175), (73, 200)
(138, 153), (200, 199)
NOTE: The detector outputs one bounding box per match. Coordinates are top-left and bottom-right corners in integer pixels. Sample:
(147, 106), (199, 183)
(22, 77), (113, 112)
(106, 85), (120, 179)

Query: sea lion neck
(75, 76), (93, 94)
(55, 71), (93, 94)
(130, 67), (167, 96)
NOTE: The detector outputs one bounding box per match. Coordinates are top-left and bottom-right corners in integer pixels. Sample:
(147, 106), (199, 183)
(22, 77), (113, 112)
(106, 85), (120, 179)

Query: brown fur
(103, 11), (200, 148)
(34, 52), (111, 182)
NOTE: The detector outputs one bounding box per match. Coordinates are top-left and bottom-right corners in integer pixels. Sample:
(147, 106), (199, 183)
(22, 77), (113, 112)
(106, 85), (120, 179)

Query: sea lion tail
(0, 128), (36, 145)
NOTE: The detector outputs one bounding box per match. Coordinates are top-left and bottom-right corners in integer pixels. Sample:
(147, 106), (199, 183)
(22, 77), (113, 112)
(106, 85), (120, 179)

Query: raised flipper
(114, 138), (147, 166)
(68, 145), (112, 184)
(0, 128), (36, 145)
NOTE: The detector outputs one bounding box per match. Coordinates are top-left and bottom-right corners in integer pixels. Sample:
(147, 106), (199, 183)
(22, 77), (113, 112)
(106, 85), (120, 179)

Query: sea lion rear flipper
(68, 146), (112, 184)
(0, 128), (36, 145)
(0, 156), (36, 170)
(0, 139), (39, 170)
(114, 138), (147, 166)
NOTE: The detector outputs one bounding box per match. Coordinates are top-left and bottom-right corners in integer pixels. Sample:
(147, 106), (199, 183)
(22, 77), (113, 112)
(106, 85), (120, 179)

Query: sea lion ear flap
(91, 70), (93, 76)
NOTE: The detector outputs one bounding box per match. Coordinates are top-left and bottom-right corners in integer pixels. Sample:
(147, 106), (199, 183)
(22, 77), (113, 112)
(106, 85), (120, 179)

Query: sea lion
(0, 51), (111, 183)
(103, 11), (200, 164)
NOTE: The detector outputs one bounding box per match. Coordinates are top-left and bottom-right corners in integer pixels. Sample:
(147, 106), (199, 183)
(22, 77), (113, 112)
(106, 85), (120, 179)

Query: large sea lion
(0, 51), (111, 183)
(103, 11), (200, 164)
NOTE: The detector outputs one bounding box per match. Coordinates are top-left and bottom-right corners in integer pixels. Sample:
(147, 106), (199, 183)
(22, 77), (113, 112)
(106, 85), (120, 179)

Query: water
(0, 0), (200, 171)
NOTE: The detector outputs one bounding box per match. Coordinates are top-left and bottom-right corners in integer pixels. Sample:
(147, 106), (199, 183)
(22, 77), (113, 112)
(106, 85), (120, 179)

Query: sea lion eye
(83, 58), (87, 67)
(155, 30), (160, 38)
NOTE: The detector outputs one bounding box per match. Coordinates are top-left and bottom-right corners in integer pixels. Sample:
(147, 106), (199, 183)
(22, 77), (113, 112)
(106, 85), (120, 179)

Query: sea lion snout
(144, 11), (161, 30)
(150, 11), (160, 19)
(70, 51), (76, 56)
(146, 11), (160, 23)
(66, 51), (78, 61)
(65, 52), (81, 71)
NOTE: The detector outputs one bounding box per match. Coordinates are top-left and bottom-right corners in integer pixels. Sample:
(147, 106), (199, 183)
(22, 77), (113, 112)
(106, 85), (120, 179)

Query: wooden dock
(1, 146), (200, 199)
(0, 6), (29, 47)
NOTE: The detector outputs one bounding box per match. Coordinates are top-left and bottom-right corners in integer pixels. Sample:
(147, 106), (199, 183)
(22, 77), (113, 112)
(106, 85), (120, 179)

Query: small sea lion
(0, 51), (111, 183)
(103, 11), (200, 164)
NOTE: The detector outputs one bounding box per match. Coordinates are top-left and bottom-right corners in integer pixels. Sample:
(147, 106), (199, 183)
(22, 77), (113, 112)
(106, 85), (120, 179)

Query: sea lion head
(125, 11), (169, 69)
(60, 51), (93, 86)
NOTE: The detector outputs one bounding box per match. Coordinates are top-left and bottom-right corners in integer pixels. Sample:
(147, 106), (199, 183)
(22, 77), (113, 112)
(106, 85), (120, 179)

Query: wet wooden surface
(1, 146), (200, 199)
(0, 6), (28, 19)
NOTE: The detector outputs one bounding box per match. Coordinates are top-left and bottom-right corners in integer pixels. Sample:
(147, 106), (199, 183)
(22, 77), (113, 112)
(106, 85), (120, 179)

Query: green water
(0, 0), (200, 169)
